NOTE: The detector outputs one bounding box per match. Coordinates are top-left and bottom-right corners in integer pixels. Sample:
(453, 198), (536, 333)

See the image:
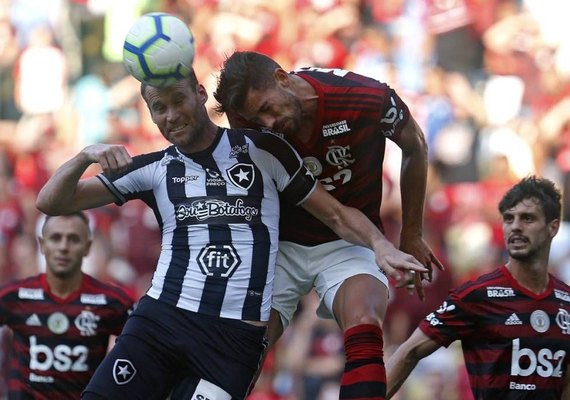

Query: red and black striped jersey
(279, 68), (410, 245)
(420, 266), (570, 399)
(0, 273), (134, 399)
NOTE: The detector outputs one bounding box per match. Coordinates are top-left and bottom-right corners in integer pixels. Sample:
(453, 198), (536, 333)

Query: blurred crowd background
(0, 0), (569, 399)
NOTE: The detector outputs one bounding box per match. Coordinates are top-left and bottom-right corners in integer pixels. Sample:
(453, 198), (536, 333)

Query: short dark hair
(498, 176), (562, 223)
(140, 69), (199, 100)
(214, 51), (282, 115)
(42, 212), (91, 239)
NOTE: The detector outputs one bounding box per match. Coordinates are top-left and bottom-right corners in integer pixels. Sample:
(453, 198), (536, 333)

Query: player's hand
(399, 234), (445, 283)
(373, 243), (428, 299)
(81, 144), (133, 175)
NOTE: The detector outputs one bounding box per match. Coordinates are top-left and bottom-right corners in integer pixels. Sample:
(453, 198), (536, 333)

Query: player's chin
(508, 248), (531, 260)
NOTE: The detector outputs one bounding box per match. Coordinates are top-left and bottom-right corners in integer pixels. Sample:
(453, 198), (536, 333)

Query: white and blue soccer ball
(123, 12), (195, 87)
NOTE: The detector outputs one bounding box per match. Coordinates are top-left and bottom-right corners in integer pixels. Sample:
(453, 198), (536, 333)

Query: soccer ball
(123, 12), (195, 87)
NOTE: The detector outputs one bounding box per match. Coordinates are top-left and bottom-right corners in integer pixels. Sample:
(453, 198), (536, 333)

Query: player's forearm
(36, 152), (94, 215)
(328, 205), (398, 255)
(386, 329), (441, 399)
(399, 137), (427, 238)
(385, 352), (418, 399)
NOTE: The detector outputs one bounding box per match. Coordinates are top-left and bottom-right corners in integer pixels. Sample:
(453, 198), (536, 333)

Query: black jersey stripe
(160, 149), (191, 306)
(196, 150), (232, 316)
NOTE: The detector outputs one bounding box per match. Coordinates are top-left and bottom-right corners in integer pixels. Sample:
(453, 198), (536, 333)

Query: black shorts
(82, 295), (267, 399)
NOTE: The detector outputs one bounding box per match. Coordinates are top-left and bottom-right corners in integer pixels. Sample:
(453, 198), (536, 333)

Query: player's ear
(274, 68), (290, 87)
(548, 218), (560, 239)
(197, 84), (209, 104)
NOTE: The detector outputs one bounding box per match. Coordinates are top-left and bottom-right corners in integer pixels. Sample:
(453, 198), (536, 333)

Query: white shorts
(272, 239), (389, 329)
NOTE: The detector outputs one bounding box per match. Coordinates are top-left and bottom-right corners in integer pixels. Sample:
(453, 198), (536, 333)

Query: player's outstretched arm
(36, 144), (132, 215)
(301, 183), (428, 281)
(397, 115), (445, 296)
(385, 328), (441, 399)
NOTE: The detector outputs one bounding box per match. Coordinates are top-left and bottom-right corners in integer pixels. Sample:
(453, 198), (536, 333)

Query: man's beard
(508, 247), (537, 262)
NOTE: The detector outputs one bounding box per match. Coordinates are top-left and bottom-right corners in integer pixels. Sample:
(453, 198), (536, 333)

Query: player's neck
(505, 260), (549, 294)
(47, 272), (83, 298)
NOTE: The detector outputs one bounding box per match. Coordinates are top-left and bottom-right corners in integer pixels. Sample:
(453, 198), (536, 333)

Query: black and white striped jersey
(97, 127), (317, 322)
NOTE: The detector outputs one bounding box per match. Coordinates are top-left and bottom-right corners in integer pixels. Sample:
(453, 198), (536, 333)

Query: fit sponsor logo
(554, 289), (570, 302)
(172, 176), (199, 184)
(510, 338), (565, 379)
(322, 120), (351, 137)
(487, 286), (515, 297)
(18, 288), (44, 300)
(197, 244), (241, 278)
(176, 198), (259, 222)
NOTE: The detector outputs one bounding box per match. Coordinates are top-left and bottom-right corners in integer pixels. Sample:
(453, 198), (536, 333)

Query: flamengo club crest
(556, 308), (570, 334)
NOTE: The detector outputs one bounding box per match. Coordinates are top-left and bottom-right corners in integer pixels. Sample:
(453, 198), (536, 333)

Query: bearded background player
(386, 176), (570, 400)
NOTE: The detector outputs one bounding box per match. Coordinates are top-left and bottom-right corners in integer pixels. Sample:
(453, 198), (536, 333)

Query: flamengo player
(386, 176), (570, 399)
(0, 213), (134, 400)
(215, 51), (442, 399)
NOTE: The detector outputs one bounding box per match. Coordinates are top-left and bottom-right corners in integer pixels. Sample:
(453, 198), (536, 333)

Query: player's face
(39, 216), (91, 279)
(144, 79), (211, 152)
(240, 84), (304, 136)
(502, 198), (557, 261)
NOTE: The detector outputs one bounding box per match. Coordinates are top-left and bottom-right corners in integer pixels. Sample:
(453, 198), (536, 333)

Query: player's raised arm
(36, 144), (132, 215)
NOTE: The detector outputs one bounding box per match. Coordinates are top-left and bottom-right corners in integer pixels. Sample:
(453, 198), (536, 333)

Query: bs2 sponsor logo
(510, 338), (566, 378)
(29, 336), (88, 372)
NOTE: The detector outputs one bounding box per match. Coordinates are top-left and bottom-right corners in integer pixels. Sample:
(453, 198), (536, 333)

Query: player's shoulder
(0, 274), (43, 298)
(550, 274), (570, 304)
(294, 67), (386, 89)
(228, 127), (296, 155)
(81, 274), (135, 305)
(450, 267), (508, 300)
(131, 146), (173, 167)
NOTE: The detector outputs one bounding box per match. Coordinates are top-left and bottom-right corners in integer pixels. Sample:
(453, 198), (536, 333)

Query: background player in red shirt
(214, 50), (443, 400)
(386, 176), (570, 400)
(0, 212), (134, 399)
